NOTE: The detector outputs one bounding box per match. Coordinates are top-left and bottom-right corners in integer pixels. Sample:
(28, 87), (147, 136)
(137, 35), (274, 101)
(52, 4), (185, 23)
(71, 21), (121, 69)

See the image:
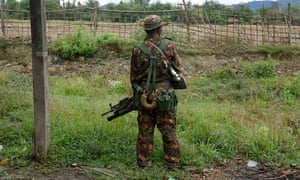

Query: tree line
(2, 0), (300, 25)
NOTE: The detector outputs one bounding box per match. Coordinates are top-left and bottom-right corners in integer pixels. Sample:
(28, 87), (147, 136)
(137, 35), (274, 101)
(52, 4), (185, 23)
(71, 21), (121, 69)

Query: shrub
(48, 29), (98, 60)
(97, 33), (123, 52)
(281, 74), (300, 104)
(97, 33), (138, 58)
(254, 61), (274, 78)
(242, 61), (274, 79)
(0, 37), (9, 49)
(286, 74), (300, 98)
(49, 31), (140, 60)
(209, 67), (236, 82)
(130, 29), (145, 41)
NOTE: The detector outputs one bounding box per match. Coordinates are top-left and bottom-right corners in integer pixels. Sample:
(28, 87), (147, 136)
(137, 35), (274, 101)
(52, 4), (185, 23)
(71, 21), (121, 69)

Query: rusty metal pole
(29, 0), (50, 160)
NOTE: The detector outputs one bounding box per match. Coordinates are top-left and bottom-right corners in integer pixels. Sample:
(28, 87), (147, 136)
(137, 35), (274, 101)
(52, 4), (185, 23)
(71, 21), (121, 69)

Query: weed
(242, 60), (275, 79)
(97, 32), (123, 52)
(244, 44), (300, 60)
(279, 74), (300, 104)
(0, 37), (9, 49)
(129, 28), (145, 41)
(49, 31), (139, 60)
(209, 67), (236, 82)
(52, 77), (88, 96)
(48, 29), (98, 60)
(0, 71), (9, 85)
(284, 74), (300, 98)
(97, 32), (139, 58)
(253, 61), (275, 78)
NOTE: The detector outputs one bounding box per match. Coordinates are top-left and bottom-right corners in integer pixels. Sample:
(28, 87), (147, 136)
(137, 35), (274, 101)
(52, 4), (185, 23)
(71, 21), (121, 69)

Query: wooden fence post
(288, 3), (292, 44)
(29, 0), (50, 160)
(0, 0), (5, 36)
(182, 0), (190, 41)
(93, 1), (98, 36)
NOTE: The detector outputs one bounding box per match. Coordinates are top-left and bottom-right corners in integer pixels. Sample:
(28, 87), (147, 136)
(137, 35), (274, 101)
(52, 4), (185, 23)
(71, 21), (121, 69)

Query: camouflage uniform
(130, 15), (182, 169)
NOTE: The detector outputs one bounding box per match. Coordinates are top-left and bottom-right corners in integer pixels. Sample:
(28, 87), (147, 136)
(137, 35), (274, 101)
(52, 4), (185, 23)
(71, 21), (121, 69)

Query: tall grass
(48, 29), (138, 61)
(48, 29), (98, 60)
(0, 61), (300, 178)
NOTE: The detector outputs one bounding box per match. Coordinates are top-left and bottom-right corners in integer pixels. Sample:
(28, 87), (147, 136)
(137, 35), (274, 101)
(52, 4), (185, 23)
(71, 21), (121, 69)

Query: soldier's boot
(138, 160), (152, 169)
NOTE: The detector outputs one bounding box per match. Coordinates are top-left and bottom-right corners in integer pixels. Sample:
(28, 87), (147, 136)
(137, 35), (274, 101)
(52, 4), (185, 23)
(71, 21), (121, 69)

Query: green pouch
(157, 89), (177, 111)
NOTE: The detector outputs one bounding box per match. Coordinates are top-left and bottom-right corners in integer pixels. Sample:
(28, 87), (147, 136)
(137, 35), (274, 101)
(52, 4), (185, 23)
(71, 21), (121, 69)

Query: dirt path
(1, 160), (300, 179)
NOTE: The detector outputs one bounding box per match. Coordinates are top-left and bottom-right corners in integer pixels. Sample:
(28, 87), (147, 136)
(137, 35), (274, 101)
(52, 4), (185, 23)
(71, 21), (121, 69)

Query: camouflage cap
(142, 15), (168, 30)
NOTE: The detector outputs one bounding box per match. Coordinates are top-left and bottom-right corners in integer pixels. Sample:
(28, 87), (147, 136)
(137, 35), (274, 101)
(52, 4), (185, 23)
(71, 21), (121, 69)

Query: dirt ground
(1, 44), (300, 179)
(1, 159), (300, 180)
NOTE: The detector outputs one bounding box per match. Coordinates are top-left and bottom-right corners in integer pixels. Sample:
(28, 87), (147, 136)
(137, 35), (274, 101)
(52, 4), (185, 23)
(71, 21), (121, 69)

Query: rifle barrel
(101, 109), (113, 116)
(102, 96), (136, 121)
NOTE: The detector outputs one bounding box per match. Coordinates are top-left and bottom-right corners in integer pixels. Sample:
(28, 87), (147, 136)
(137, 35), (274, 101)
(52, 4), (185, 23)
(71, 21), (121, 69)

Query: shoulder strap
(136, 43), (157, 92)
(159, 39), (170, 52)
(137, 39), (170, 57)
(137, 43), (151, 57)
(136, 40), (170, 92)
(146, 41), (168, 69)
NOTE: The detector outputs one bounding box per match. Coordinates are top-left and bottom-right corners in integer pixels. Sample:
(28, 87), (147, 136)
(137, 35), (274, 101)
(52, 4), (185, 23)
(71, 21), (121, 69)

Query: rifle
(102, 96), (137, 121)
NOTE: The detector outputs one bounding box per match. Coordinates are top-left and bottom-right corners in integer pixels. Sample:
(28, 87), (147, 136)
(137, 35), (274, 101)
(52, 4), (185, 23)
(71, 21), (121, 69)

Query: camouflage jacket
(130, 33), (182, 89)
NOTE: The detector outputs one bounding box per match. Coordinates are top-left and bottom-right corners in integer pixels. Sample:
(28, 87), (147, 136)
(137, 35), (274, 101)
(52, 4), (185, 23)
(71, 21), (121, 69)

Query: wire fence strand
(1, 7), (300, 48)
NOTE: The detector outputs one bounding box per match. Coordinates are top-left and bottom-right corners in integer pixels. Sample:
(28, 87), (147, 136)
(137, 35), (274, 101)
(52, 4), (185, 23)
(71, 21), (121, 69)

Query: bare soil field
(2, 20), (300, 46)
(1, 38), (300, 78)
(1, 42), (300, 179)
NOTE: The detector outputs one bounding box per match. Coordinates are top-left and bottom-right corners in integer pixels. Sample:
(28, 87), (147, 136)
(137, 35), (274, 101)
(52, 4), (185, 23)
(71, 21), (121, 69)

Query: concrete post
(29, 0), (50, 160)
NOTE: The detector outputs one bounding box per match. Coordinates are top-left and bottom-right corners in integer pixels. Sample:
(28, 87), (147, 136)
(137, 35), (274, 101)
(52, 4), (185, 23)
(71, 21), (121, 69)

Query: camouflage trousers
(136, 108), (181, 168)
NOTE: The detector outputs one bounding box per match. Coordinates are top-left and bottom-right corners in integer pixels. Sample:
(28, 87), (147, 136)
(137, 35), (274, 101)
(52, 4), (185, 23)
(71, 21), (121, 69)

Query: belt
(140, 81), (170, 90)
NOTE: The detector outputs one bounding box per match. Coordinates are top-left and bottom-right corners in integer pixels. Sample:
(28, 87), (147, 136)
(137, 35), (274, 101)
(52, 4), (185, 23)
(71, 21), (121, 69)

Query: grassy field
(0, 56), (300, 178)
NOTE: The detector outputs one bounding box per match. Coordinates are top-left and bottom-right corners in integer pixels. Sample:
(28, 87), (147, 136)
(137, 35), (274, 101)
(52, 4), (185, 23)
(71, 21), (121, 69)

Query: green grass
(242, 44), (300, 60)
(0, 62), (300, 178)
(178, 43), (300, 58)
(0, 37), (9, 49)
(48, 30), (139, 61)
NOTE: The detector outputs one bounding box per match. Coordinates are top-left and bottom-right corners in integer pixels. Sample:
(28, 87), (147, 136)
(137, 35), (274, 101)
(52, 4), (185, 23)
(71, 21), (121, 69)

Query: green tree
(105, 1), (144, 22)
(46, 0), (62, 10)
(84, 0), (97, 8)
(148, 2), (174, 10)
(19, 0), (29, 11)
(202, 1), (231, 25)
(257, 7), (280, 24)
(283, 5), (300, 25)
(4, 0), (22, 19)
(233, 4), (254, 23)
(134, 0), (150, 6)
(5, 0), (18, 10)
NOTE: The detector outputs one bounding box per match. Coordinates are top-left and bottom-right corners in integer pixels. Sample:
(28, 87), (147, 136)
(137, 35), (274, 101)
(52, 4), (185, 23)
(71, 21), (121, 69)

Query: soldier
(130, 14), (184, 170)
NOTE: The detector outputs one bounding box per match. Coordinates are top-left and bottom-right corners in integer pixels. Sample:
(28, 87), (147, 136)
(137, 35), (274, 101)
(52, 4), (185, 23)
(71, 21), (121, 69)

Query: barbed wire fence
(0, 3), (299, 49)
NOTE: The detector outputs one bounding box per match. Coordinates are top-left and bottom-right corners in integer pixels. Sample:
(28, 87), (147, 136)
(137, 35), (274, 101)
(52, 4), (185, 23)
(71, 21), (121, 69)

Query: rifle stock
(102, 96), (137, 121)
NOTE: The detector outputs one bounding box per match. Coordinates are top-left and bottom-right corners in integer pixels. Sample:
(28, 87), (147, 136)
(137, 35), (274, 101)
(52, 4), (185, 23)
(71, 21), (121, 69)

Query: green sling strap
(137, 39), (170, 92)
(136, 39), (178, 111)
